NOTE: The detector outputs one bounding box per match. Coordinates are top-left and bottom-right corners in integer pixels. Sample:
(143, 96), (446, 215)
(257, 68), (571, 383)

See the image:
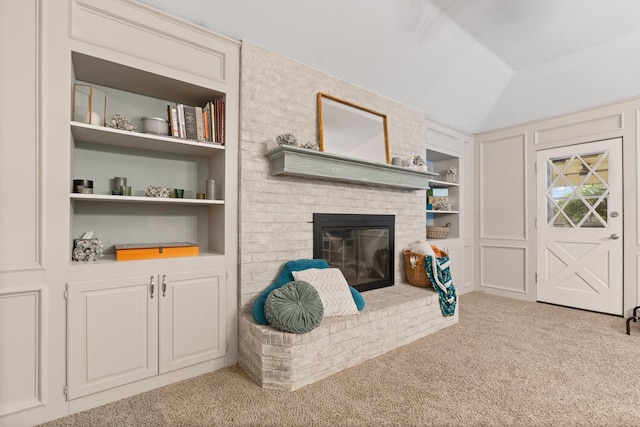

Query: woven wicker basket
(426, 224), (451, 239)
(403, 250), (431, 288)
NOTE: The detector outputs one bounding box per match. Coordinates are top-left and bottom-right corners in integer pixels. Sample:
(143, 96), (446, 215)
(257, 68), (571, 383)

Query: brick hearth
(239, 285), (458, 391)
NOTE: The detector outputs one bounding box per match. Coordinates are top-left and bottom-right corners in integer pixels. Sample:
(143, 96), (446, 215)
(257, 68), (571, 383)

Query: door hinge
(534, 162), (537, 173)
(63, 385), (68, 396)
(64, 290), (69, 299)
(535, 218), (537, 228)
(535, 273), (538, 283)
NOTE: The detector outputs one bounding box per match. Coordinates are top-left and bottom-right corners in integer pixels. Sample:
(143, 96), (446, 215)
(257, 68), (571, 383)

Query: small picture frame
(73, 84), (108, 126)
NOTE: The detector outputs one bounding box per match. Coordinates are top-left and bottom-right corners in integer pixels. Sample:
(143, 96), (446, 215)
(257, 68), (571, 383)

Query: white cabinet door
(67, 275), (158, 399)
(159, 269), (226, 374)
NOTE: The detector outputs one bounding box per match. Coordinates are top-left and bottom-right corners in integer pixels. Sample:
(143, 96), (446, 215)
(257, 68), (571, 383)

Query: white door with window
(536, 138), (622, 315)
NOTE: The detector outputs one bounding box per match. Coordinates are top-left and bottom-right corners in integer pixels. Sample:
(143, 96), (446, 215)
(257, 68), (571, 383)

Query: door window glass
(546, 151), (609, 228)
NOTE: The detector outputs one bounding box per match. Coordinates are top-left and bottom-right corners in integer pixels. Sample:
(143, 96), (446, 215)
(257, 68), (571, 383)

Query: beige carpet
(41, 292), (640, 426)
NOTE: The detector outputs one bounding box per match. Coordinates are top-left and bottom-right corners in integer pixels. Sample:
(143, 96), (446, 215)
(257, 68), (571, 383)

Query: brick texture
(239, 284), (458, 390)
(238, 42), (455, 390)
(239, 42), (428, 312)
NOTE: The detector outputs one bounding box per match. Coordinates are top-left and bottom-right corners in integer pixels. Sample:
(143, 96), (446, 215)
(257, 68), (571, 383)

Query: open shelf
(70, 193), (224, 205)
(428, 179), (459, 188)
(426, 148), (460, 240)
(71, 122), (224, 157)
(426, 209), (459, 214)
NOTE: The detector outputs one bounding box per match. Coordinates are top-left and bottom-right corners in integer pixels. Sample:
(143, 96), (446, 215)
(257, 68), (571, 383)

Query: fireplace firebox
(313, 213), (395, 292)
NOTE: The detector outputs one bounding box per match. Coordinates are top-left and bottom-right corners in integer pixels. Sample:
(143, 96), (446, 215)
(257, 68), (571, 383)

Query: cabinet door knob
(149, 275), (155, 298)
(162, 274), (167, 297)
(610, 233), (621, 240)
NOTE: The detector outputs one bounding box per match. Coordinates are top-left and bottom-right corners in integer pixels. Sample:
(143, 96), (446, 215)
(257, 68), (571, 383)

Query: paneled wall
(475, 98), (640, 316)
(0, 1), (47, 421)
(0, 0), (72, 423)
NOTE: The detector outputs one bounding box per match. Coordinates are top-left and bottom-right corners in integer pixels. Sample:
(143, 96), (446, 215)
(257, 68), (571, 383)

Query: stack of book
(167, 99), (225, 144)
(427, 188), (451, 211)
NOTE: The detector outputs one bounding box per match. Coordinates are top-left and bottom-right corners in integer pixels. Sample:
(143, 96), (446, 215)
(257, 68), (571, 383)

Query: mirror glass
(317, 93), (390, 164)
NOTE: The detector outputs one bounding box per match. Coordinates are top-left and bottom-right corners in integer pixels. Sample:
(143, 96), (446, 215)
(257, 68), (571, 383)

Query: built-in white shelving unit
(426, 148), (460, 240)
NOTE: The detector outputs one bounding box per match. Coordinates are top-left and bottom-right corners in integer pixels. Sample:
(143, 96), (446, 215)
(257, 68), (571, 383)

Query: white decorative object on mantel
(275, 133), (319, 150)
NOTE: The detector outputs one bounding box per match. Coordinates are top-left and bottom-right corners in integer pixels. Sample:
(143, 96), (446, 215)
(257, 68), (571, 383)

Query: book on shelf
(220, 100), (225, 145)
(212, 98), (226, 145)
(167, 105), (180, 137)
(177, 103), (186, 138)
(428, 188), (449, 197)
(202, 101), (214, 143)
(202, 109), (208, 141)
(195, 106), (204, 141)
(165, 100), (224, 144)
(183, 105), (197, 140)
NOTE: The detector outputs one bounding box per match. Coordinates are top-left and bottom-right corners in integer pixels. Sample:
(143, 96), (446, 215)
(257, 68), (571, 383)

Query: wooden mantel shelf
(265, 145), (438, 190)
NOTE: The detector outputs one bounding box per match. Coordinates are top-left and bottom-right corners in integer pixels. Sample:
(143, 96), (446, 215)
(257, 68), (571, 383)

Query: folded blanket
(424, 254), (457, 317)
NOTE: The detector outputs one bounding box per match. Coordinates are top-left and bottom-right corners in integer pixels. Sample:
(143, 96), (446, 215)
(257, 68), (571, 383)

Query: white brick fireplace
(237, 42), (457, 389)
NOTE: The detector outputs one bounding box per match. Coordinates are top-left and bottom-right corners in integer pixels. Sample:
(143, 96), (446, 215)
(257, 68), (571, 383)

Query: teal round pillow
(264, 281), (324, 333)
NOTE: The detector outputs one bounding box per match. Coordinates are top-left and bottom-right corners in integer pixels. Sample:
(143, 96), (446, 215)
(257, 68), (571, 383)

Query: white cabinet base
(67, 276), (158, 399)
(67, 263), (226, 400)
(159, 269), (226, 373)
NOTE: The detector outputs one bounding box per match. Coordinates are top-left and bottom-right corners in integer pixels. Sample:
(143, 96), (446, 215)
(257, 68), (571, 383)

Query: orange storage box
(114, 242), (199, 261)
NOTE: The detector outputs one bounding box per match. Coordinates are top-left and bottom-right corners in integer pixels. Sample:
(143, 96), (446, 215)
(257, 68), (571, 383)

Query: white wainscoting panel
(480, 134), (527, 240)
(464, 243), (474, 291)
(70, 0), (232, 84)
(480, 245), (527, 294)
(0, 0), (42, 272)
(464, 139), (473, 241)
(427, 127), (460, 150)
(0, 289), (42, 415)
(534, 114), (623, 146)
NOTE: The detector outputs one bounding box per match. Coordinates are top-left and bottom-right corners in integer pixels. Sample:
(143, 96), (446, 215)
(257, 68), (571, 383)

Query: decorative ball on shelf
(106, 114), (136, 132)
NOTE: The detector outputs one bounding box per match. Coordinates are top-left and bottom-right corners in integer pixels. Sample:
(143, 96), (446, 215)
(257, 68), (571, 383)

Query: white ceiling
(137, 0), (640, 134)
(431, 0), (640, 70)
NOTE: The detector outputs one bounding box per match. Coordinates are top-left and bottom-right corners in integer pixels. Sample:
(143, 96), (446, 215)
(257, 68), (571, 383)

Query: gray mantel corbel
(265, 145), (438, 190)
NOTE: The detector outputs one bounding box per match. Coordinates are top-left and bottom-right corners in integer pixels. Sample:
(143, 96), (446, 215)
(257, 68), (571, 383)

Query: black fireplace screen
(313, 214), (395, 292)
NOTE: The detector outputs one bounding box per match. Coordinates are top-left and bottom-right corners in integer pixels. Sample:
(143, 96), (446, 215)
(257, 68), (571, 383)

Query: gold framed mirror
(317, 92), (390, 164)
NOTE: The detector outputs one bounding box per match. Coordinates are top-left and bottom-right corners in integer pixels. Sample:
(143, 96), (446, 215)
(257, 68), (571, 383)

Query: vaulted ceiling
(137, 0), (640, 134)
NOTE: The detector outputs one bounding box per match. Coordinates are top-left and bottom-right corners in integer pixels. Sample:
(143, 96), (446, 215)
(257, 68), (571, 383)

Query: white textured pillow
(292, 268), (359, 317)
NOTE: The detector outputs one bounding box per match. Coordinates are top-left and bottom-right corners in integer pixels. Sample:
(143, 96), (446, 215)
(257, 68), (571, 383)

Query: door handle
(610, 233), (621, 240)
(162, 274), (167, 297)
(149, 275), (155, 298)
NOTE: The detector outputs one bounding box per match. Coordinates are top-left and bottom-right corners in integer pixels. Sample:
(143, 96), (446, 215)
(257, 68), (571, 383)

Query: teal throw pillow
(264, 280), (324, 333)
(252, 259), (366, 325)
